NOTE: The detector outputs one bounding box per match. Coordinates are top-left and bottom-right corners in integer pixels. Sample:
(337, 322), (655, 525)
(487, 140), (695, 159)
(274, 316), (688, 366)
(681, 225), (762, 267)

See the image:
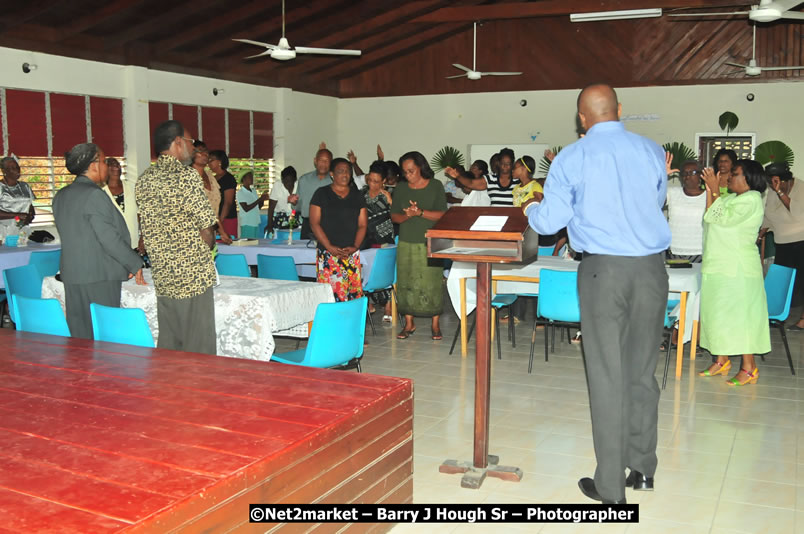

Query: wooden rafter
(308, 22), (474, 82)
(412, 0), (756, 22)
(252, 0), (454, 76)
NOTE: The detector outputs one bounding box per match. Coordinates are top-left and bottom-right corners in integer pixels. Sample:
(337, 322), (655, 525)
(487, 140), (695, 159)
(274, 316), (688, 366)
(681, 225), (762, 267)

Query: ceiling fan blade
(723, 69), (746, 75)
(668, 11), (749, 17)
(294, 46), (361, 56)
(782, 11), (804, 20)
(244, 50), (275, 59)
(232, 38), (276, 49)
(759, 65), (804, 71)
(446, 74), (469, 79)
(480, 72), (523, 76)
(724, 62), (749, 68)
(452, 64), (472, 73)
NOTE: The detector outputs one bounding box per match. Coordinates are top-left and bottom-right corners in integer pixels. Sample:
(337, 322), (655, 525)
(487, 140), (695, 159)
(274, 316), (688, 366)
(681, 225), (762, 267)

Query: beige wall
(337, 82), (804, 177)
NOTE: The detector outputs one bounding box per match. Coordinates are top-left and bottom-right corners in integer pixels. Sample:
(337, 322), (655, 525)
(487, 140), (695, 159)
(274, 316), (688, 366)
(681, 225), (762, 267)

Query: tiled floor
(276, 302), (804, 533)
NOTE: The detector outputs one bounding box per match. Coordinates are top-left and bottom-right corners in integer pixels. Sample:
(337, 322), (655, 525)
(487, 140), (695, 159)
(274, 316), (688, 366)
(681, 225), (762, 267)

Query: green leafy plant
(538, 146), (563, 177)
(430, 146), (464, 174)
(754, 140), (795, 168)
(662, 142), (698, 174)
(718, 111), (739, 135)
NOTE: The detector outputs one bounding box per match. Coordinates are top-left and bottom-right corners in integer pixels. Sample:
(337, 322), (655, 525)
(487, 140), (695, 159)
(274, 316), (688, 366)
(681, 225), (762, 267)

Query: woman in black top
(310, 158), (368, 302)
(208, 149), (238, 238)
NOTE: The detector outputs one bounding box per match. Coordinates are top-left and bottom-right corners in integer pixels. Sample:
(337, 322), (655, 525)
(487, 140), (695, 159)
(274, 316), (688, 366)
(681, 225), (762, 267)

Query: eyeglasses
(680, 170), (701, 177)
(182, 137), (196, 144)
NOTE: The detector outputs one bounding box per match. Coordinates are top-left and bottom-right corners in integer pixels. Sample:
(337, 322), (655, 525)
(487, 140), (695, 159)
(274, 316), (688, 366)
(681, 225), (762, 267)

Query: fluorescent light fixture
(570, 8), (662, 22)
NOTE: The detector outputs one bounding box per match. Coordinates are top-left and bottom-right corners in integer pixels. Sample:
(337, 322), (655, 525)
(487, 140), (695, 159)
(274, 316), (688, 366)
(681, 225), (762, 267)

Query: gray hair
(65, 143), (99, 176)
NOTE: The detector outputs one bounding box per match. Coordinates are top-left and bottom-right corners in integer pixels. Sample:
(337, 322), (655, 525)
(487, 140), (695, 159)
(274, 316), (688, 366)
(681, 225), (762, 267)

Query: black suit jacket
(53, 175), (143, 284)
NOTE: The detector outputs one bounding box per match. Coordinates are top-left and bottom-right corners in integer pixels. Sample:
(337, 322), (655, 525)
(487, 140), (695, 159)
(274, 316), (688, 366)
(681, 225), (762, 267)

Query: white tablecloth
(42, 272), (335, 361)
(216, 240), (392, 280)
(0, 243), (61, 289)
(446, 256), (702, 342)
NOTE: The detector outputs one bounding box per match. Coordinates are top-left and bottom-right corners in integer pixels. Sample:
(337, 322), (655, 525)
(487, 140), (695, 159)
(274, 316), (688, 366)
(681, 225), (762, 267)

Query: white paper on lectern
(469, 216), (508, 232)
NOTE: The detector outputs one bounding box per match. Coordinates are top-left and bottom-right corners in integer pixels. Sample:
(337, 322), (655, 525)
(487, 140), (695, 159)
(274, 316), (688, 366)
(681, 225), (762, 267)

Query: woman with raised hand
(698, 159), (771, 386)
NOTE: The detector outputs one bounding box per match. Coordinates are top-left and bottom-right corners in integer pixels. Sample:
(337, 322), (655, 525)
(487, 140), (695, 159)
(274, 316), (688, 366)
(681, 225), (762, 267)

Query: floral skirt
(317, 249), (363, 302)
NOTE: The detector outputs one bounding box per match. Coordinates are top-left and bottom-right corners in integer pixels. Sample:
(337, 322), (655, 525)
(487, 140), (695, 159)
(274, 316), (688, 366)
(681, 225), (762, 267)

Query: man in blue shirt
(525, 84), (671, 504)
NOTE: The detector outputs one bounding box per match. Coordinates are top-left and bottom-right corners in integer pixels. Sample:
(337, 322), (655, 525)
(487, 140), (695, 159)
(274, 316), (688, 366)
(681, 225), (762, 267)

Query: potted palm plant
(430, 146), (465, 175)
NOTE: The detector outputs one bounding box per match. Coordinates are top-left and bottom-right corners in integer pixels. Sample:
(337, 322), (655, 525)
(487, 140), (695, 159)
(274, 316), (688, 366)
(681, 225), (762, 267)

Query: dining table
(0, 243), (60, 289)
(42, 271), (335, 361)
(446, 256), (702, 379)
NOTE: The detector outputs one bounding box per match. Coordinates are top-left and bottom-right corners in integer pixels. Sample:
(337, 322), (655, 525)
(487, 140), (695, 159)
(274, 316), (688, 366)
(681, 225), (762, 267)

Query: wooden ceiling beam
(104, 0), (222, 50)
(61, 0), (150, 39)
(0, 3), (59, 36)
(252, 0), (452, 77)
(161, 2), (276, 52)
(308, 22), (474, 83)
(412, 0), (756, 22)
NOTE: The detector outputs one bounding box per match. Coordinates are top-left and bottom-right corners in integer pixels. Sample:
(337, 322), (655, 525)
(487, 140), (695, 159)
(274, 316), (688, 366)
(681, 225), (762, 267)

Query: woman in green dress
(699, 159), (770, 386)
(391, 151), (448, 340)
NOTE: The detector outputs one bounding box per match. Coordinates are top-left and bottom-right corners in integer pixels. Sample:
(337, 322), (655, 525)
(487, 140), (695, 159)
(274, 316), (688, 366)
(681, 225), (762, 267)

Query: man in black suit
(53, 143), (145, 339)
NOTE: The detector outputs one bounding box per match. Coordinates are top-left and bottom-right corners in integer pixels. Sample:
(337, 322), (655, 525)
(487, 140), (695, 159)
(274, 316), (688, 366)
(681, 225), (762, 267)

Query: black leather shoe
(578, 477), (627, 504)
(625, 469), (654, 491)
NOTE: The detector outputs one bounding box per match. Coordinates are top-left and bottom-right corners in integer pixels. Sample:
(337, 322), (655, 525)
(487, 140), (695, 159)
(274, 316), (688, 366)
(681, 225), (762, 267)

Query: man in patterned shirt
(136, 120), (218, 354)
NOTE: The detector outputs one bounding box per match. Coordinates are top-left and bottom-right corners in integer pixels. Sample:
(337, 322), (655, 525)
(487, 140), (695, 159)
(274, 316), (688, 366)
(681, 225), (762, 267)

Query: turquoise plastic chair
(215, 253), (251, 277)
(764, 264), (796, 375)
(362, 247), (398, 335)
(257, 254), (299, 281)
(11, 295), (71, 337)
(272, 297), (368, 372)
(272, 229), (301, 244)
(661, 301), (679, 390)
(450, 294), (518, 360)
(259, 214), (269, 238)
(90, 303), (155, 348)
(28, 249), (61, 277)
(529, 269), (580, 372)
(3, 264), (45, 324)
(538, 244), (567, 257)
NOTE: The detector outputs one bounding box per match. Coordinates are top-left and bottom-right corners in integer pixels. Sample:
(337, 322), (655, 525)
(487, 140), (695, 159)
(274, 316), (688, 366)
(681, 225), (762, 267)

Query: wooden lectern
(426, 206), (539, 489)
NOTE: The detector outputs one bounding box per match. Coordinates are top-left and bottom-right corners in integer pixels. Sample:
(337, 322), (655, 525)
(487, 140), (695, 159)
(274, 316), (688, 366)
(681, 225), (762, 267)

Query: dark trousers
(156, 287), (217, 355)
(578, 253), (668, 501)
(301, 218), (313, 240)
(63, 280), (123, 339)
(774, 241), (804, 307)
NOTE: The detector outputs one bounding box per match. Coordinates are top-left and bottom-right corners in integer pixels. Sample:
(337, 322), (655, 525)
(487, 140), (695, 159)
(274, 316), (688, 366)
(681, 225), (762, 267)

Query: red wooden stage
(0, 330), (413, 533)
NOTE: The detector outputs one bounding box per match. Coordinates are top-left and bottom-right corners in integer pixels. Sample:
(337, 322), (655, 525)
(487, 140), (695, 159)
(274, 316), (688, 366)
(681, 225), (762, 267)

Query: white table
(42, 272), (335, 361)
(0, 243), (61, 289)
(446, 256), (702, 379)
(217, 240), (391, 281)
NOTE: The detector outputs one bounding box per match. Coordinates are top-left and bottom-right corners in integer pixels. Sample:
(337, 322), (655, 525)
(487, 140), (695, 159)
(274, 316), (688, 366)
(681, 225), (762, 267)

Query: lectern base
(439, 456), (523, 489)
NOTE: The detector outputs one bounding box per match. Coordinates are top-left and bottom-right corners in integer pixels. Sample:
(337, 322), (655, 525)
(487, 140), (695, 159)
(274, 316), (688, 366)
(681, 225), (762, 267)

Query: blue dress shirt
(527, 121), (671, 256)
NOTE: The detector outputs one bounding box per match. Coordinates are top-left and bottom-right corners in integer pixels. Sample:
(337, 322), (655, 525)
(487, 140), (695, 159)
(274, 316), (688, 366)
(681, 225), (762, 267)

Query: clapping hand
(403, 200), (421, 218)
(444, 167), (459, 179)
(701, 167), (719, 194)
(319, 141), (327, 150)
(288, 193), (299, 204)
(544, 149), (555, 163)
(347, 149), (357, 165)
(377, 144), (384, 161)
(664, 152), (679, 176)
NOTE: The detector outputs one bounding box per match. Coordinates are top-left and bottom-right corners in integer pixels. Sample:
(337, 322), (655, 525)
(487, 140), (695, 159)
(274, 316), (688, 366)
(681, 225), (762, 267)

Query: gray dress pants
(156, 286), (217, 355)
(577, 253), (668, 501)
(63, 280), (123, 339)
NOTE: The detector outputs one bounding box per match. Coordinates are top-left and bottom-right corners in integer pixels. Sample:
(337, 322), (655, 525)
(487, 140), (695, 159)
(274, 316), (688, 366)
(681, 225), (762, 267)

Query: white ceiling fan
(724, 23), (804, 76)
(669, 0), (804, 23)
(232, 0), (361, 61)
(446, 22), (522, 80)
